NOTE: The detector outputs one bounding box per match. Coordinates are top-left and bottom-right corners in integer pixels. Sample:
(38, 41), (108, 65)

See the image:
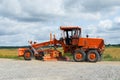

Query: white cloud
(20, 0), (64, 15)
(114, 17), (120, 23)
(98, 19), (113, 30)
(0, 0), (22, 16)
(63, 0), (120, 20)
(0, 0), (120, 45)
(0, 16), (60, 46)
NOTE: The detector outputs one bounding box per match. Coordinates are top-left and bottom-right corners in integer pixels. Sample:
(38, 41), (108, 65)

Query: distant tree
(108, 44), (111, 47)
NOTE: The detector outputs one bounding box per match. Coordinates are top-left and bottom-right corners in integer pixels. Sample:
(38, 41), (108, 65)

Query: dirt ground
(0, 59), (120, 80)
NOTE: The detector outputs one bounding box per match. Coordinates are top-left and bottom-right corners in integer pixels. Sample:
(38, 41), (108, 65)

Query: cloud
(0, 0), (120, 45)
(0, 16), (60, 46)
(0, 0), (64, 22)
(114, 16), (120, 25)
(98, 19), (113, 31)
(63, 0), (120, 21)
(0, 0), (23, 19)
(85, 18), (120, 44)
(64, 0), (120, 12)
(20, 0), (64, 15)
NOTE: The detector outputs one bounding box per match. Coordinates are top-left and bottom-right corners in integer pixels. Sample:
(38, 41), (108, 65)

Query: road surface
(0, 59), (120, 80)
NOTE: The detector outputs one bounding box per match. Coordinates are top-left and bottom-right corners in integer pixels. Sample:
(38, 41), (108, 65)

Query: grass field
(0, 47), (120, 61)
(0, 48), (23, 60)
(103, 47), (120, 61)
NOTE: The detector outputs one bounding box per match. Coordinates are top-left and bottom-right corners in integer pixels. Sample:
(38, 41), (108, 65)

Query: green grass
(103, 54), (120, 61)
(0, 47), (120, 61)
(102, 47), (120, 61)
(0, 48), (23, 60)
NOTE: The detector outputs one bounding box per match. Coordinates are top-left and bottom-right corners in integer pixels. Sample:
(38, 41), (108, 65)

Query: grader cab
(18, 26), (105, 62)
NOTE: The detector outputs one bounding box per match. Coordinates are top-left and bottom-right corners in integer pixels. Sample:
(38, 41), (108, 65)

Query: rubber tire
(24, 50), (32, 60)
(73, 50), (86, 62)
(87, 50), (99, 62)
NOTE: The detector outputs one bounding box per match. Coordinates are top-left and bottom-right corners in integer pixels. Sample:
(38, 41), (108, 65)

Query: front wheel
(87, 50), (99, 62)
(73, 50), (86, 62)
(24, 50), (32, 60)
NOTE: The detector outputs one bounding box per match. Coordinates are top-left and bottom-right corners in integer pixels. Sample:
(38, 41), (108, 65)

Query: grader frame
(18, 26), (105, 62)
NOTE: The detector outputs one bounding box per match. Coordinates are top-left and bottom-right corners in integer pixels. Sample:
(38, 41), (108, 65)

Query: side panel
(78, 38), (105, 51)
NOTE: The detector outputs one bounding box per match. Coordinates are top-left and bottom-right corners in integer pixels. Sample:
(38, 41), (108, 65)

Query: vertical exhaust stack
(50, 33), (52, 46)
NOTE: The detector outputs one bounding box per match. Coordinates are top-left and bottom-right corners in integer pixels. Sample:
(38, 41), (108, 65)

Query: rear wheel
(87, 50), (99, 62)
(24, 50), (32, 60)
(73, 50), (86, 62)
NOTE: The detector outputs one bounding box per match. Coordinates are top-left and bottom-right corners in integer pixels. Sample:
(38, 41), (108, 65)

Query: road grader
(18, 26), (105, 62)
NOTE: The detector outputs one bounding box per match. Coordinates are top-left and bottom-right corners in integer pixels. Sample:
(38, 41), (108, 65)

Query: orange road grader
(18, 26), (105, 62)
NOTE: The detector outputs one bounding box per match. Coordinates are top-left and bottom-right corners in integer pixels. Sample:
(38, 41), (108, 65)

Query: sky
(0, 0), (120, 46)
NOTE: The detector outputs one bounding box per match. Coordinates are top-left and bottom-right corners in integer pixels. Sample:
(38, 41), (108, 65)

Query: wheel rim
(89, 53), (96, 60)
(25, 52), (31, 58)
(76, 53), (83, 60)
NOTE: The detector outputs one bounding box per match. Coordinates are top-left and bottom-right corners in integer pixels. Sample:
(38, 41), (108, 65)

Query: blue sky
(0, 0), (120, 46)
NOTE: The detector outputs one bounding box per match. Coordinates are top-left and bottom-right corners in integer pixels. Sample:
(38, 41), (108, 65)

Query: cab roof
(60, 26), (81, 31)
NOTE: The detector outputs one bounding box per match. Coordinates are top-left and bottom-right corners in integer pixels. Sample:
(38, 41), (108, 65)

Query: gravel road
(0, 59), (120, 80)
